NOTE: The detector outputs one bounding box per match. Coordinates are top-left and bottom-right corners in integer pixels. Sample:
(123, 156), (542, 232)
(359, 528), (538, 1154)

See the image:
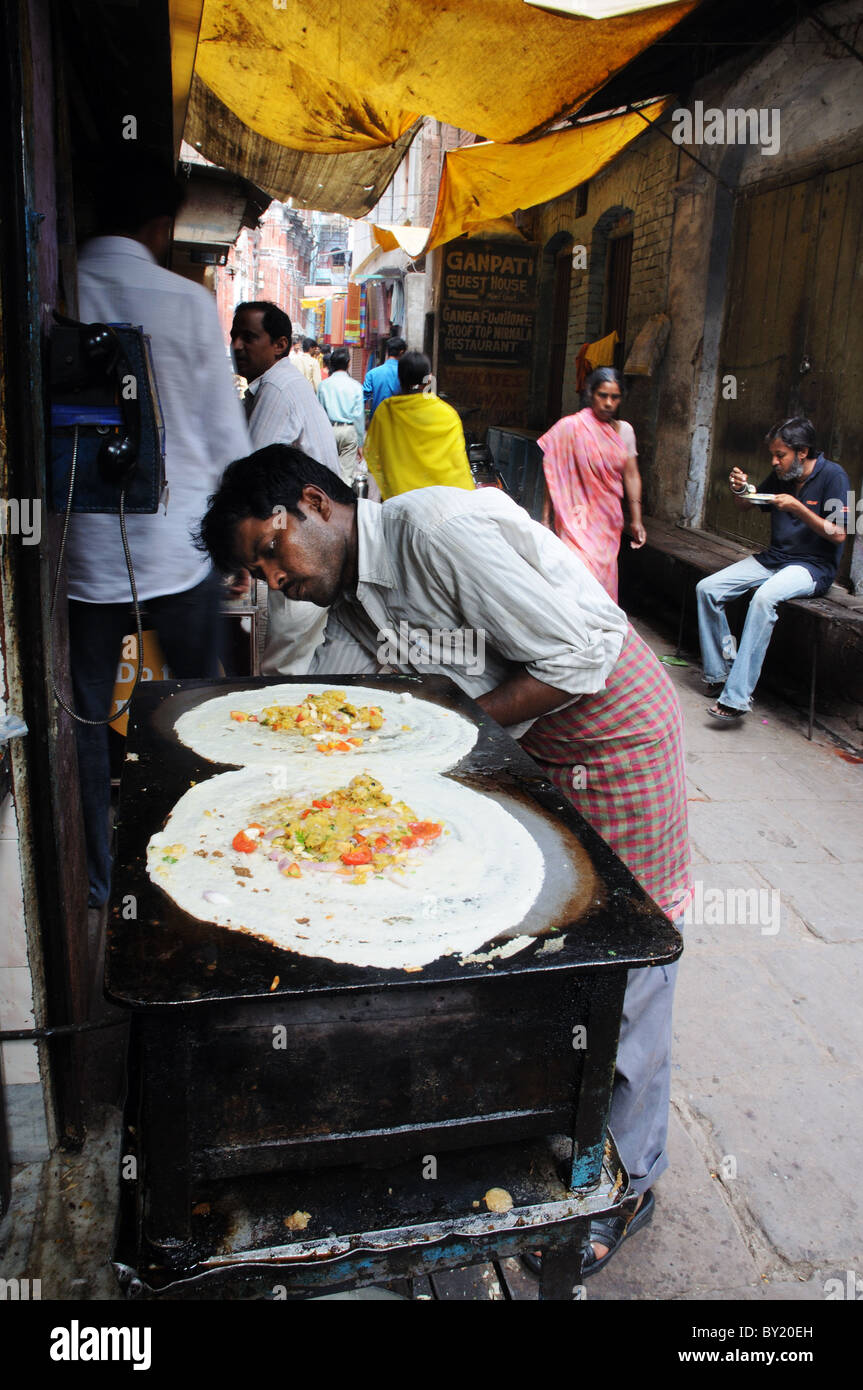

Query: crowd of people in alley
(66, 150), (851, 1283)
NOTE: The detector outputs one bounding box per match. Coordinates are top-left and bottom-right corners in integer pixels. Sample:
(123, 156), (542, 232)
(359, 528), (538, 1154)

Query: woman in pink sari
(539, 368), (646, 602)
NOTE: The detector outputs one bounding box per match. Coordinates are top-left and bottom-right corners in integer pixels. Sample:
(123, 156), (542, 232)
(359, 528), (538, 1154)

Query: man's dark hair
(195, 446), (356, 574)
(329, 347), (350, 372)
(92, 147), (185, 235)
(398, 351), (431, 392)
(302, 337), (317, 353)
(765, 417), (817, 457)
(386, 337), (407, 358)
(234, 301), (292, 344)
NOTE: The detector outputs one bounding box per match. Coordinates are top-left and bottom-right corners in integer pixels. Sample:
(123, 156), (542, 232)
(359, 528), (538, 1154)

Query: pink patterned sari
(538, 407), (630, 601)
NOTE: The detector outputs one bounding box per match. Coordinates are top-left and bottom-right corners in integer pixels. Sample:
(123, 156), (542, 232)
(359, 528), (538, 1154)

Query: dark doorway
(546, 243), (573, 423)
(603, 230), (633, 373)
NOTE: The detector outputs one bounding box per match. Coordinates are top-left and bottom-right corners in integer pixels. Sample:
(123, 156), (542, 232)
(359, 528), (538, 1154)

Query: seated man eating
(697, 417), (850, 720)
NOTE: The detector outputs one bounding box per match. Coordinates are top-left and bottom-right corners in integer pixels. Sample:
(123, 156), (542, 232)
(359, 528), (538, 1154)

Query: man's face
(230, 308), (285, 382)
(232, 488), (350, 607)
(768, 439), (807, 481)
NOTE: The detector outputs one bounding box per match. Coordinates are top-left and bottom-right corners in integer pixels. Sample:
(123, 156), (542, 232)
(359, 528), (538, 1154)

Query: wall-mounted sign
(439, 242), (539, 366)
(438, 240), (539, 430)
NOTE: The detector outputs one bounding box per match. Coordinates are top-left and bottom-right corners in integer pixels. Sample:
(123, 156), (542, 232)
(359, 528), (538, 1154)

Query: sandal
(520, 1190), (655, 1281)
(582, 1187), (655, 1279)
(707, 702), (745, 720)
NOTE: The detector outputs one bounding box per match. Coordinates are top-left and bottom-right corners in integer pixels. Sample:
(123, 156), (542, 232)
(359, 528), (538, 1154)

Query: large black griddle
(108, 674), (682, 1287)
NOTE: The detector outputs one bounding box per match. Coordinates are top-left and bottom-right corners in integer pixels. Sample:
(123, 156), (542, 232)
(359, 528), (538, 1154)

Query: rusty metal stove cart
(108, 675), (682, 1299)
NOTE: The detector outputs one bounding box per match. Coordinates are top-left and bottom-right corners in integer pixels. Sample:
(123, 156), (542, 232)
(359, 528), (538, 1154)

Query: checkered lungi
(520, 624), (690, 916)
(521, 624), (690, 1192)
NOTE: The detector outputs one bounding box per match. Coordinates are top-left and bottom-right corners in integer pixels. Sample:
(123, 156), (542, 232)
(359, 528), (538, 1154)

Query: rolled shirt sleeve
(385, 503), (628, 697)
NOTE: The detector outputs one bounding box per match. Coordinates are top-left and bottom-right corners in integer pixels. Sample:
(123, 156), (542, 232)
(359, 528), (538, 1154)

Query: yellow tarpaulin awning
(193, 0), (696, 153)
(184, 75), (422, 217)
(427, 98), (670, 248)
(370, 100), (670, 255)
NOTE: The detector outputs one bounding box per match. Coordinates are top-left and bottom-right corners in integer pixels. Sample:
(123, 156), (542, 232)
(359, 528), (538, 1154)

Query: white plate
(744, 493), (776, 504)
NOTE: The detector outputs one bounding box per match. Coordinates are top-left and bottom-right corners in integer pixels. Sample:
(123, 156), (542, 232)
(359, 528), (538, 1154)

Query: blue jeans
(696, 558), (816, 712)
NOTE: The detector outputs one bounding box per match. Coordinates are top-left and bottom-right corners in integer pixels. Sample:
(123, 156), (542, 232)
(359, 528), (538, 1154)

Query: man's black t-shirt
(753, 454), (851, 595)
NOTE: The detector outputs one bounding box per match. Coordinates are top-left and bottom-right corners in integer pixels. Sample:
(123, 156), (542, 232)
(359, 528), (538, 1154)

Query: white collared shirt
(67, 236), (251, 603)
(311, 487), (628, 733)
(246, 357), (339, 472)
(247, 357), (340, 677)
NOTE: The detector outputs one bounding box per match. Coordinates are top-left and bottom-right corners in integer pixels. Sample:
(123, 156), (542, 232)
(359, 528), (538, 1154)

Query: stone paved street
(583, 618), (863, 1301)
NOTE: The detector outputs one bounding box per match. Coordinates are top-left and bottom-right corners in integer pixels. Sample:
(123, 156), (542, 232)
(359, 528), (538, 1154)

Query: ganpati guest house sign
(437, 240), (539, 429)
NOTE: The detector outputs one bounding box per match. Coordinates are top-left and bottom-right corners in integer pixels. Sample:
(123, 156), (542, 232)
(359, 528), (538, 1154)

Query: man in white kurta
(230, 302), (340, 676)
(68, 202), (251, 905)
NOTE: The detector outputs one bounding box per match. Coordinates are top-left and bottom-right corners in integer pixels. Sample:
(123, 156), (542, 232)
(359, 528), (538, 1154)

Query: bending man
(196, 445), (692, 1277)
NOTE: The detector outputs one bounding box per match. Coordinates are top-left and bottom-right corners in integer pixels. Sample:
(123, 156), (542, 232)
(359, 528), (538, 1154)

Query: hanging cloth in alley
(575, 330), (619, 393)
(359, 285), (368, 346)
(192, 1), (695, 153)
(390, 280), (405, 332)
(331, 295), (346, 345)
(366, 101), (670, 257)
(344, 282), (361, 344)
(426, 101), (670, 250)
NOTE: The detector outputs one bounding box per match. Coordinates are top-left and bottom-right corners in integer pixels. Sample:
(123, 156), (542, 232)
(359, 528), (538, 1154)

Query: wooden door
(603, 231), (633, 373)
(708, 164), (863, 584)
(546, 244), (573, 422)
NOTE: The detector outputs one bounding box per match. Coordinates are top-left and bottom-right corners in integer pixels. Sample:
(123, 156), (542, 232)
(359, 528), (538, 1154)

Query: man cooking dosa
(196, 444), (691, 1279)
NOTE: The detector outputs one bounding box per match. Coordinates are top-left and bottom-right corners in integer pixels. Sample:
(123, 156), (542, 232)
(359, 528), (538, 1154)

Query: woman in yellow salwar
(364, 351), (474, 499)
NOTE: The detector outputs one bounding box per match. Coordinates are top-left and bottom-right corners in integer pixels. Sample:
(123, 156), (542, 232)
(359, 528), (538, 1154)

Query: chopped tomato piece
(409, 822), (442, 841)
(248, 715), (258, 722)
(334, 741), (351, 752)
(230, 710), (247, 722)
(232, 830), (258, 853)
(399, 835), (417, 850)
(374, 835), (390, 850)
(340, 845), (373, 865)
(312, 799), (332, 809)
(281, 863), (302, 878)
(348, 737), (363, 747)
